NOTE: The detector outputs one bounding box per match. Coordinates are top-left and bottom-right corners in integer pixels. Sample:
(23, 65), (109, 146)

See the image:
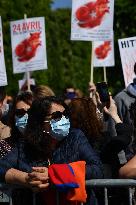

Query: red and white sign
(10, 17), (47, 73)
(71, 0), (114, 41)
(118, 37), (136, 87)
(93, 40), (115, 67)
(0, 17), (7, 86)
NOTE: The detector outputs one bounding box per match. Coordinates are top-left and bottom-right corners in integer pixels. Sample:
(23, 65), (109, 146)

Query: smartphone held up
(96, 82), (110, 108)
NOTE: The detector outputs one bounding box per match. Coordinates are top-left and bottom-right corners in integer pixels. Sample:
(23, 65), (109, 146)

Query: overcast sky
(52, 0), (72, 9)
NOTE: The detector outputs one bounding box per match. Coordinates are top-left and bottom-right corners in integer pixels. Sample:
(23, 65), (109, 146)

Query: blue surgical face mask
(15, 113), (28, 134)
(50, 116), (70, 141)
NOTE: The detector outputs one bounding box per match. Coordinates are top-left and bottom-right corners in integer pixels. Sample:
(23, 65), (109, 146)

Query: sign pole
(103, 66), (107, 83)
(90, 41), (94, 98)
(24, 13), (31, 92)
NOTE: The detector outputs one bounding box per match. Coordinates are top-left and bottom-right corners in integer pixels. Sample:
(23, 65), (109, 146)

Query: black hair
(16, 91), (33, 105)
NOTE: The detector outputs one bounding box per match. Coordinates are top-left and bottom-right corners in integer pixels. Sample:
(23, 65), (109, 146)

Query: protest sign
(71, 0), (114, 41)
(93, 40), (115, 67)
(10, 17), (47, 73)
(118, 37), (136, 87)
(0, 17), (7, 86)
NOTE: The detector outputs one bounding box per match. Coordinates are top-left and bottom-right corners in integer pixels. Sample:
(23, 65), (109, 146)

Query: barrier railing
(86, 179), (136, 205)
(0, 179), (136, 205)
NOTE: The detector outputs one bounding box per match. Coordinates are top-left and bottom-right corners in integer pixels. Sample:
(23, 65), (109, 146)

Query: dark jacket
(0, 128), (103, 205)
(99, 123), (133, 178)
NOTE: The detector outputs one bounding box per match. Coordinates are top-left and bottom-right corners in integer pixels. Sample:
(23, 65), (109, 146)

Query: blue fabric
(56, 182), (79, 192)
(127, 83), (136, 97)
(68, 164), (75, 175)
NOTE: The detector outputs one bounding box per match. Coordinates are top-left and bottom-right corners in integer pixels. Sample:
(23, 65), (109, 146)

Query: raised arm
(119, 155), (136, 179)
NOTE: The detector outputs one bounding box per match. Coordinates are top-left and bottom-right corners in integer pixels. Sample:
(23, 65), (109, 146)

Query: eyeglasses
(45, 110), (68, 121)
(15, 108), (29, 117)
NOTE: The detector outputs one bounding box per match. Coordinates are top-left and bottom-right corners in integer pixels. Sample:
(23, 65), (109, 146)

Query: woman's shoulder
(70, 128), (86, 137)
(70, 128), (83, 134)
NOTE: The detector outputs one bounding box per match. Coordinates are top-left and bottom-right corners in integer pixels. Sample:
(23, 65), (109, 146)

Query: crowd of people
(0, 67), (136, 205)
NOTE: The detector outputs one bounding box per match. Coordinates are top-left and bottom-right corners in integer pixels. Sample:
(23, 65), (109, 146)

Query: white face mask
(50, 116), (70, 141)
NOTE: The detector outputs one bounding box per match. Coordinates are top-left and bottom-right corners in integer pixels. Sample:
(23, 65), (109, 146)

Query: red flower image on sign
(75, 0), (109, 28)
(95, 41), (111, 59)
(15, 32), (41, 62)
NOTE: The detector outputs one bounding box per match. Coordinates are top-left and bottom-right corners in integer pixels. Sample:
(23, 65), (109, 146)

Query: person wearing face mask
(7, 91), (33, 140)
(0, 96), (103, 205)
(0, 91), (33, 159)
(0, 86), (11, 140)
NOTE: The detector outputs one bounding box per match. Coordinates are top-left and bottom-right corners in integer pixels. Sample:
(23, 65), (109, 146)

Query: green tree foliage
(0, 0), (136, 96)
(45, 9), (92, 95)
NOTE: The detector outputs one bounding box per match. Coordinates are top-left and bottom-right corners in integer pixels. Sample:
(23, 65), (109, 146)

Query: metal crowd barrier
(0, 179), (136, 205)
(86, 179), (136, 205)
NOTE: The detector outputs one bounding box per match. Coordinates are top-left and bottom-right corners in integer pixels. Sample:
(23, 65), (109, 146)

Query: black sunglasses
(46, 110), (68, 121)
(15, 108), (29, 117)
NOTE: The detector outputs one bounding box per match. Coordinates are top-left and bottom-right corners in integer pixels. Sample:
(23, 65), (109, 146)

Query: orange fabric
(67, 161), (87, 203)
(40, 161), (87, 205)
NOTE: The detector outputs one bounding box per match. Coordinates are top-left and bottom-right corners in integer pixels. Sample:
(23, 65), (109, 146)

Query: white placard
(71, 0), (114, 41)
(118, 37), (136, 87)
(0, 17), (7, 86)
(10, 17), (47, 74)
(93, 40), (115, 67)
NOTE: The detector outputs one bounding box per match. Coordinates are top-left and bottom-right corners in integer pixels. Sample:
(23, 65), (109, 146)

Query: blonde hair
(33, 85), (55, 99)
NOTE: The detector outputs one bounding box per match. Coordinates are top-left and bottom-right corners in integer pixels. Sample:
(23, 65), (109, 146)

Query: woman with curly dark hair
(0, 96), (103, 205)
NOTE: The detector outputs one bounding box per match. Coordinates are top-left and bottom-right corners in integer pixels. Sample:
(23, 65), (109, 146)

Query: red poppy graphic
(95, 41), (111, 59)
(75, 0), (109, 28)
(15, 32), (41, 62)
